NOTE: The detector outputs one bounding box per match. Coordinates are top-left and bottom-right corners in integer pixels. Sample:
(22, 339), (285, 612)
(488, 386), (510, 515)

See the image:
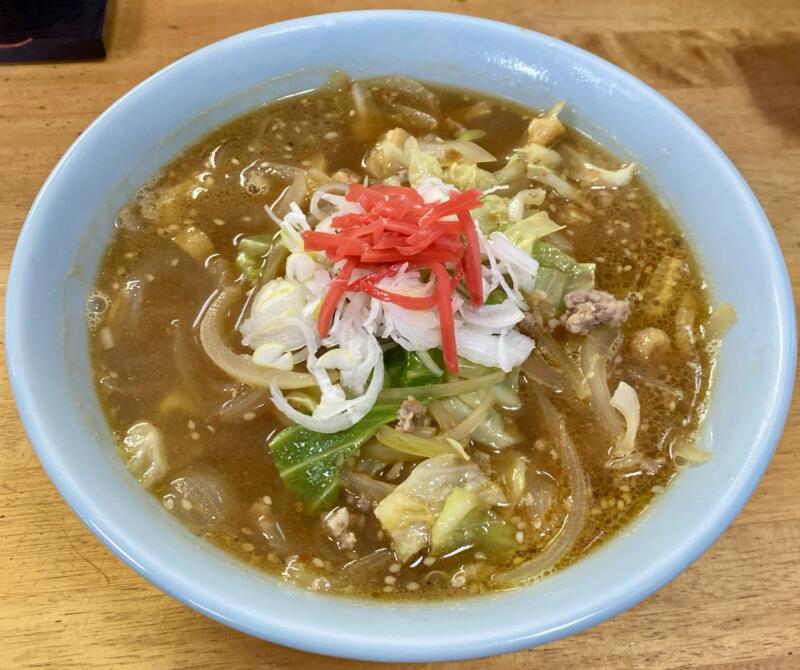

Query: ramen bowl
(6, 10), (795, 662)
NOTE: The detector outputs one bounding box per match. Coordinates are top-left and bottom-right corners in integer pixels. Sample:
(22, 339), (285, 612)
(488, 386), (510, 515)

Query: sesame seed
(231, 158), (240, 165)
(405, 581), (420, 592)
(190, 431), (200, 440)
(474, 551), (487, 561)
(180, 499), (192, 511)
(515, 531), (525, 543)
(187, 420), (196, 430)
(145, 273), (155, 282)
(262, 495), (272, 505)
(451, 575), (466, 588)
(241, 543), (255, 552)
(247, 145), (255, 152)
(423, 556), (436, 566)
(382, 585), (394, 593)
(349, 109), (356, 117)
(284, 145), (293, 152)
(324, 131), (339, 140)
(384, 575), (396, 585)
(241, 527), (253, 536)
(213, 218), (225, 226)
(388, 562), (402, 573)
(163, 498), (174, 510)
(170, 258), (179, 267)
(243, 412), (256, 421)
(651, 485), (665, 493)
(312, 557), (325, 568)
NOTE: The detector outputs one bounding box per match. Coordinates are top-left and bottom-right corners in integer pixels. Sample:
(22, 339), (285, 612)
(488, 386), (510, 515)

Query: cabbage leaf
(268, 405), (398, 513)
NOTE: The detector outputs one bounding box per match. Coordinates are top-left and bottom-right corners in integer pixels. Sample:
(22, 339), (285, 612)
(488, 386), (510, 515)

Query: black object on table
(0, 0), (108, 63)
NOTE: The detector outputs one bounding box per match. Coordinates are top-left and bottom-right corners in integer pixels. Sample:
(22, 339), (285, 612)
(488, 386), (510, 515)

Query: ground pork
(562, 289), (630, 334)
(396, 396), (426, 432)
(323, 506), (357, 550)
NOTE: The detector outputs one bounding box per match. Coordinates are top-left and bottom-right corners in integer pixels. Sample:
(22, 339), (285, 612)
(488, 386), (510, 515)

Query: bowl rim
(6, 9), (797, 662)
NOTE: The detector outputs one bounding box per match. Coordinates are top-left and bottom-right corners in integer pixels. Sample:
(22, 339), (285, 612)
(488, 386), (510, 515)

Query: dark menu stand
(0, 0), (108, 63)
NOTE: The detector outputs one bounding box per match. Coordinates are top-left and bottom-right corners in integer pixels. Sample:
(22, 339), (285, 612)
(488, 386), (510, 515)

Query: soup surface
(88, 75), (729, 599)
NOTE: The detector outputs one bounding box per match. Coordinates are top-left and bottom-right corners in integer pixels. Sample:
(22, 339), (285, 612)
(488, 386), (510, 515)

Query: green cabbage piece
(374, 454), (506, 561)
(532, 241), (595, 292)
(268, 406), (398, 513)
(235, 233), (273, 282)
(504, 211), (565, 254)
(431, 487), (516, 558)
(473, 194), (510, 234)
(444, 160), (495, 190)
(407, 137), (442, 188)
(384, 348), (444, 387)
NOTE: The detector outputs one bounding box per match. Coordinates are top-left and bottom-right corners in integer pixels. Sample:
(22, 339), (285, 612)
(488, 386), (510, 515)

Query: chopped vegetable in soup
(88, 74), (734, 599)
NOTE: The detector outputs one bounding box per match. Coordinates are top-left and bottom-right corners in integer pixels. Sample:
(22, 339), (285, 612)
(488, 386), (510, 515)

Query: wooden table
(1, 2), (798, 668)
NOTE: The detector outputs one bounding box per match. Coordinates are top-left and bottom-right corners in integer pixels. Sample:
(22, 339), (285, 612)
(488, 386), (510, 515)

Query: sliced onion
(445, 388), (495, 441)
(494, 393), (588, 585)
(580, 161), (637, 187)
(522, 353), (567, 393)
(580, 326), (623, 436)
(215, 387), (269, 423)
(428, 400), (457, 431)
(378, 370), (505, 402)
(704, 302), (737, 341)
(534, 326), (587, 399)
(418, 139), (496, 165)
(122, 421), (166, 489)
(528, 165), (594, 211)
(459, 300), (524, 330)
(610, 380), (640, 456)
(368, 75), (440, 114)
(341, 471), (396, 503)
(390, 104), (438, 131)
(199, 289), (315, 389)
(673, 442), (714, 466)
(272, 171), (307, 218)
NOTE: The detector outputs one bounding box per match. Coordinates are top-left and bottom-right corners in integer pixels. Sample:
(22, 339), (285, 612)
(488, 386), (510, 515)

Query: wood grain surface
(1, 2), (798, 668)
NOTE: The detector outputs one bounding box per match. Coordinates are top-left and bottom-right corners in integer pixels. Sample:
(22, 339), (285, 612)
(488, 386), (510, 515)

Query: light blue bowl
(6, 10), (795, 662)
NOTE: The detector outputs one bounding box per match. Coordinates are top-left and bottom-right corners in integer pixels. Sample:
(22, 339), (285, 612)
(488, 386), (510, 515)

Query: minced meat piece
(323, 506), (357, 550)
(396, 396), (426, 432)
(562, 289), (630, 334)
(517, 312), (543, 338)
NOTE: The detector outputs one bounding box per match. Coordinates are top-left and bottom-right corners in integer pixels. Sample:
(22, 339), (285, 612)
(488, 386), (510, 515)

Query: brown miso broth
(88, 75), (722, 599)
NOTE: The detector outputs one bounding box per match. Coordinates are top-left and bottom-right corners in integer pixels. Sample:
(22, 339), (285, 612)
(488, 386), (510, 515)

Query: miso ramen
(88, 74), (734, 599)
